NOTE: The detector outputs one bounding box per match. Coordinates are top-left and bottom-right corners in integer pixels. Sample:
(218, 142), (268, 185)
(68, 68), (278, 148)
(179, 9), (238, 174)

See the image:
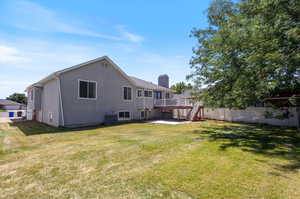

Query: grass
(0, 109), (6, 112)
(0, 120), (299, 199)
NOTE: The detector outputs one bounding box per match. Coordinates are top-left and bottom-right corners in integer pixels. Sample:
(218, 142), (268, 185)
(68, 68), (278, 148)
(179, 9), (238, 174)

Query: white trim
(48, 112), (53, 123)
(117, 110), (131, 121)
(122, 86), (133, 101)
(29, 88), (33, 101)
(136, 89), (143, 98)
(57, 77), (65, 126)
(78, 79), (98, 100)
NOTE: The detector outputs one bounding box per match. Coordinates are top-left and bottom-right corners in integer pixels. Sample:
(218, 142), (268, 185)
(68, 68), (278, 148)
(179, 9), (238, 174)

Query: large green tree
(188, 0), (300, 109)
(170, 82), (193, 94)
(6, 93), (27, 104)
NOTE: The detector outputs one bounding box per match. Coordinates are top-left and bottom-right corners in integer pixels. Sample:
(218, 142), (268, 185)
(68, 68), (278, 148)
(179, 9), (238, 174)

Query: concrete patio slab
(0, 118), (12, 123)
(147, 120), (191, 125)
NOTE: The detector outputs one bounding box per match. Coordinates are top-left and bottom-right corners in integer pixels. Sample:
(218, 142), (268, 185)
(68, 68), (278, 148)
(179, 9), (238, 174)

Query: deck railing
(154, 98), (192, 107)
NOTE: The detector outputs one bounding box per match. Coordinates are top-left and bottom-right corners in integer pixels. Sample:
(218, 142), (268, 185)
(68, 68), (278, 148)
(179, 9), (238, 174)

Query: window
(118, 111), (130, 120)
(144, 90), (153, 98)
(79, 80), (97, 99)
(155, 91), (162, 99)
(123, 87), (132, 100)
(137, 89), (143, 97)
(140, 111), (145, 119)
(166, 93), (170, 99)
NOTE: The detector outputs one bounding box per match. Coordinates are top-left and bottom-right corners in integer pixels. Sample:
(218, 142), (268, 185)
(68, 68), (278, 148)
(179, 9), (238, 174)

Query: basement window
(118, 111), (131, 120)
(79, 80), (97, 99)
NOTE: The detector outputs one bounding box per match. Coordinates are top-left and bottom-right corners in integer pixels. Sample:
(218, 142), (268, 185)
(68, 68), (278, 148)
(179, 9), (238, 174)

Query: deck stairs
(188, 102), (203, 121)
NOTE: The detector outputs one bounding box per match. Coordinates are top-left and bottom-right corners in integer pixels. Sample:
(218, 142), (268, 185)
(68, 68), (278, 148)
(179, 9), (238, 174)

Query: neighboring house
(0, 99), (27, 118)
(26, 56), (186, 127)
(0, 99), (26, 110)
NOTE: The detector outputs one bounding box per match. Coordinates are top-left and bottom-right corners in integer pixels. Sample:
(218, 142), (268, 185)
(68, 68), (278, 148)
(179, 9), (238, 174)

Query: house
(0, 99), (26, 110)
(26, 56), (193, 127)
(0, 99), (27, 118)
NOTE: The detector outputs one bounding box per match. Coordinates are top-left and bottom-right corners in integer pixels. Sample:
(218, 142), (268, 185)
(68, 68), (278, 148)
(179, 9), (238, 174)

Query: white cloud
(0, 39), (104, 98)
(0, 39), (104, 71)
(122, 31), (144, 43)
(0, 36), (190, 98)
(0, 1), (190, 98)
(0, 45), (30, 63)
(0, 80), (31, 97)
(120, 30), (144, 43)
(10, 1), (121, 40)
(116, 25), (144, 44)
(4, 1), (144, 43)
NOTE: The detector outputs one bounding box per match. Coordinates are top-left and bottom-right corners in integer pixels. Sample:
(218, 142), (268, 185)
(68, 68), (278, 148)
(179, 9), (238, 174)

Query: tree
(189, 0), (300, 108)
(6, 93), (27, 104)
(170, 82), (193, 94)
(188, 0), (300, 130)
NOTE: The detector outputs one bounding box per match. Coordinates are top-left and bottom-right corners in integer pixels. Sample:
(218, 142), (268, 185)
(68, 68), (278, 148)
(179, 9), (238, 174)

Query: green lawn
(0, 121), (299, 199)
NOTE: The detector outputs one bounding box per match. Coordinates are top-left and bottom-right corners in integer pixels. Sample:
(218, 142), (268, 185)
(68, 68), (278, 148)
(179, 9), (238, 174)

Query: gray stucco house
(26, 56), (179, 127)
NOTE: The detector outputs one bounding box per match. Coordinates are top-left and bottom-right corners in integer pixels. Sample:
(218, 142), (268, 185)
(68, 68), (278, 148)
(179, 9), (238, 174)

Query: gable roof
(26, 56), (135, 90)
(129, 76), (173, 92)
(26, 56), (174, 92)
(0, 99), (24, 106)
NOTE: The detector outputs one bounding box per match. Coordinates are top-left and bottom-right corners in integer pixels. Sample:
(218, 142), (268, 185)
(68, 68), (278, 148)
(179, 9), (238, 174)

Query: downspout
(143, 88), (146, 119)
(57, 76), (65, 126)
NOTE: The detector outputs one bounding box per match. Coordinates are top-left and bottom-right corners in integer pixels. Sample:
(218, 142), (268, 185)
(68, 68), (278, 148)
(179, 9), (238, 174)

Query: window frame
(144, 90), (153, 98)
(136, 89), (143, 98)
(122, 86), (133, 101)
(78, 79), (98, 100)
(118, 111), (131, 121)
(140, 110), (145, 119)
(166, 92), (170, 99)
(155, 91), (162, 99)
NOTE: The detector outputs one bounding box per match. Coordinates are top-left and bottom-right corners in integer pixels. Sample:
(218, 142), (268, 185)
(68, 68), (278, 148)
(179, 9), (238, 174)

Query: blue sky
(0, 0), (211, 98)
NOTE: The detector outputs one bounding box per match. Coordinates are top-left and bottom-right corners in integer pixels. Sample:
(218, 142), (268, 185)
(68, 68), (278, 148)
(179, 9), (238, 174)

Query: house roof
(129, 76), (173, 92)
(26, 56), (174, 92)
(0, 99), (24, 106)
